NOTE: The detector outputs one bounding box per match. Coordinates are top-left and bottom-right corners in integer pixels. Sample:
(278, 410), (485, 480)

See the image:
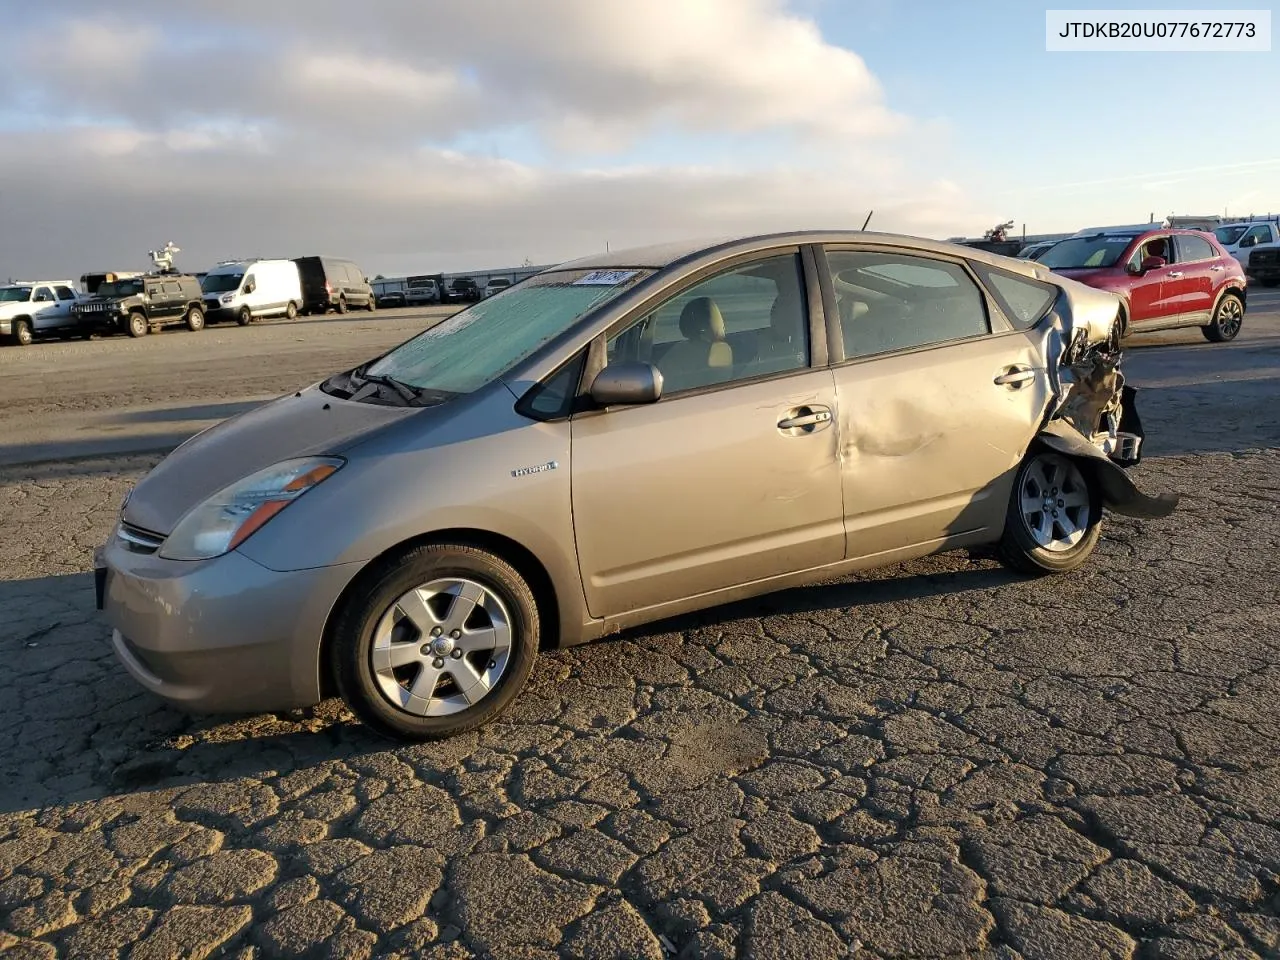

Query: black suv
(74, 273), (207, 338)
(448, 277), (480, 302)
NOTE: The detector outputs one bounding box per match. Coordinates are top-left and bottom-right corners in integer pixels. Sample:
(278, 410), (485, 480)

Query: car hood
(1050, 267), (1118, 285)
(122, 385), (419, 535)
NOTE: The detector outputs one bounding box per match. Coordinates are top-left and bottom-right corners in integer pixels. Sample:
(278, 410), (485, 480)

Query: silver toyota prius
(96, 231), (1176, 741)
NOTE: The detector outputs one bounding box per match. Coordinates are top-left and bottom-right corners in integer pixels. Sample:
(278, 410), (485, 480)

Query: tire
(330, 543), (541, 741)
(185, 306), (205, 332)
(367, 296), (377, 313)
(285, 301), (298, 320)
(997, 450), (1102, 575)
(127, 312), (149, 338)
(1202, 292), (1244, 342)
(13, 319), (33, 346)
(80, 330), (94, 341)
(237, 307), (252, 327)
(335, 297), (348, 315)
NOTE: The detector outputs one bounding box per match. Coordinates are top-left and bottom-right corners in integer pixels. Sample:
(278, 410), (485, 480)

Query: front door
(1126, 235), (1180, 326)
(570, 250), (845, 619)
(822, 247), (1051, 558)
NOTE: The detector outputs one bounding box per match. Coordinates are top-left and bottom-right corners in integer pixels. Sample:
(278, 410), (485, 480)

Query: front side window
(33, 287), (54, 302)
(1175, 235), (1215, 263)
(604, 254), (809, 396)
(827, 250), (989, 359)
(163, 281), (183, 296)
(1130, 236), (1171, 268)
(363, 268), (651, 395)
(1244, 226), (1271, 245)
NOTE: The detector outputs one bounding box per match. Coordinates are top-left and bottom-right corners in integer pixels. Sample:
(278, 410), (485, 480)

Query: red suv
(1039, 228), (1247, 342)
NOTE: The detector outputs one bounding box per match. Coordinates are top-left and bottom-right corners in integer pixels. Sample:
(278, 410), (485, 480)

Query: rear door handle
(994, 365), (1036, 387)
(1168, 271), (1183, 278)
(777, 406), (832, 431)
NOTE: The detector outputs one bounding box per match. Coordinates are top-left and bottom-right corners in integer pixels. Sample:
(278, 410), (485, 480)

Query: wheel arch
(1215, 283), (1246, 311)
(317, 527), (563, 700)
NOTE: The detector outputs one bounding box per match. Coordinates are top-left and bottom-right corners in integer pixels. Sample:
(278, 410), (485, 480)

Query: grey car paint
(99, 230), (1176, 719)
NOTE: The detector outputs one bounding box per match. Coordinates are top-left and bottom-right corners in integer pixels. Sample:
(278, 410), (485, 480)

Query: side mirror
(1241, 236), (1257, 248)
(590, 362), (663, 406)
(244, 281), (256, 294)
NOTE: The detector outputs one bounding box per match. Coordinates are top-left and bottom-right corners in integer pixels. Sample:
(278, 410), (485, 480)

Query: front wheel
(330, 543), (540, 741)
(285, 301), (298, 320)
(12, 319), (33, 346)
(998, 450), (1102, 575)
(237, 307), (252, 327)
(185, 306), (205, 332)
(127, 312), (149, 338)
(367, 296), (377, 312)
(1202, 293), (1243, 343)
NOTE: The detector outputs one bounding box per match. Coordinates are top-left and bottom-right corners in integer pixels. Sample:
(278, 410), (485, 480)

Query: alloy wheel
(1216, 297), (1243, 339)
(1018, 454), (1091, 552)
(370, 577), (513, 717)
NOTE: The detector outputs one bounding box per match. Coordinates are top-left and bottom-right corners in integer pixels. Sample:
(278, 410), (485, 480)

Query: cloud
(0, 1), (974, 278)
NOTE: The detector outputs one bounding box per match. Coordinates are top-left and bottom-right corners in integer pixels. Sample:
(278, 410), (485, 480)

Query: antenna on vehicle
(861, 210), (874, 230)
(148, 241), (180, 274)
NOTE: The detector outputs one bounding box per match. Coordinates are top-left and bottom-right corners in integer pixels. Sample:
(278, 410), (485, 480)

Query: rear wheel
(285, 301), (298, 320)
(330, 543), (540, 741)
(998, 450), (1102, 575)
(1202, 293), (1243, 342)
(13, 319), (33, 346)
(185, 306), (205, 332)
(127, 312), (148, 338)
(237, 307), (252, 327)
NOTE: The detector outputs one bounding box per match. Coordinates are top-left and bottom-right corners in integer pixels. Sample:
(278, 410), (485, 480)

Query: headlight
(221, 294), (234, 304)
(158, 457), (343, 561)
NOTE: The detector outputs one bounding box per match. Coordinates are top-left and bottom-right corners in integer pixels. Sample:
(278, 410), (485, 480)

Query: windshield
(0, 287), (32, 302)
(201, 272), (243, 294)
(98, 279), (143, 297)
(365, 268), (652, 394)
(1039, 235), (1137, 270)
(1214, 226), (1247, 245)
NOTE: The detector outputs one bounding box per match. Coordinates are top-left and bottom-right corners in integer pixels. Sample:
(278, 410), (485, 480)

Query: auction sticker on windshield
(573, 270), (638, 285)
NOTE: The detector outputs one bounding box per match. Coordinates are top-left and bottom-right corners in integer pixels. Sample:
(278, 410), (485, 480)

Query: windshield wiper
(356, 371), (420, 405)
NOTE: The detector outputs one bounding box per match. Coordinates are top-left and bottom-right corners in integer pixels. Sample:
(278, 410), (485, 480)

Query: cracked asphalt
(1, 295), (1279, 959)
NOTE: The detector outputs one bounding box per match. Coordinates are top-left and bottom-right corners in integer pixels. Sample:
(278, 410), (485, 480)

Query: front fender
(1037, 420), (1179, 519)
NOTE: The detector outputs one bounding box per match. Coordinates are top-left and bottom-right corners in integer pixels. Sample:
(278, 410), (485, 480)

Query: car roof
(551, 230), (1057, 275)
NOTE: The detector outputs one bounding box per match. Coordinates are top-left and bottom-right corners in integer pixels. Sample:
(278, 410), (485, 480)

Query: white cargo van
(200, 260), (303, 326)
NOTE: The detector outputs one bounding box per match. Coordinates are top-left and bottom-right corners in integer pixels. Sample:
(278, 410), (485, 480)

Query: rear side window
(163, 281), (183, 295)
(827, 250), (989, 359)
(1175, 235), (1215, 263)
(55, 285), (77, 301)
(970, 263), (1058, 330)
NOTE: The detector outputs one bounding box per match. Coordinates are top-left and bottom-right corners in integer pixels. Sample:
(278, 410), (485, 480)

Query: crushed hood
(122, 385), (418, 534)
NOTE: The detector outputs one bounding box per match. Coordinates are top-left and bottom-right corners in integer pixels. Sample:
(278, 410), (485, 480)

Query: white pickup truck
(1212, 220), (1280, 270)
(0, 280), (85, 346)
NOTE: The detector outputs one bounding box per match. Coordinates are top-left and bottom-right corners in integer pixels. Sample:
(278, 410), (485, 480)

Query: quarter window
(826, 251), (989, 359)
(970, 263), (1057, 330)
(605, 254), (809, 396)
(1175, 235), (1215, 263)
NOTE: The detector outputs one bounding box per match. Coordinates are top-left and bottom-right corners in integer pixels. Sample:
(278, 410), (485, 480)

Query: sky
(1, 0), (1277, 279)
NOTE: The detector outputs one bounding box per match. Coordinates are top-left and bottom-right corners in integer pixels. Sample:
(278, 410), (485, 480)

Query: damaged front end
(1034, 289), (1179, 519)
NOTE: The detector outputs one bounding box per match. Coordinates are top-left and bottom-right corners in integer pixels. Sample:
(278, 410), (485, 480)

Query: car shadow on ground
(0, 556), (1020, 815)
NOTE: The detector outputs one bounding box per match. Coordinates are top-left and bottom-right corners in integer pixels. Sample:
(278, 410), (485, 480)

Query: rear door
(53, 285), (79, 328)
(570, 247), (845, 618)
(821, 246), (1054, 558)
(1170, 234), (1217, 320)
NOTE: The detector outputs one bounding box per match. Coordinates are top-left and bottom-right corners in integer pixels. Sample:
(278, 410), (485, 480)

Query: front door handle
(1167, 271), (1183, 278)
(1210, 265), (1224, 272)
(994, 365), (1036, 387)
(777, 406), (832, 431)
